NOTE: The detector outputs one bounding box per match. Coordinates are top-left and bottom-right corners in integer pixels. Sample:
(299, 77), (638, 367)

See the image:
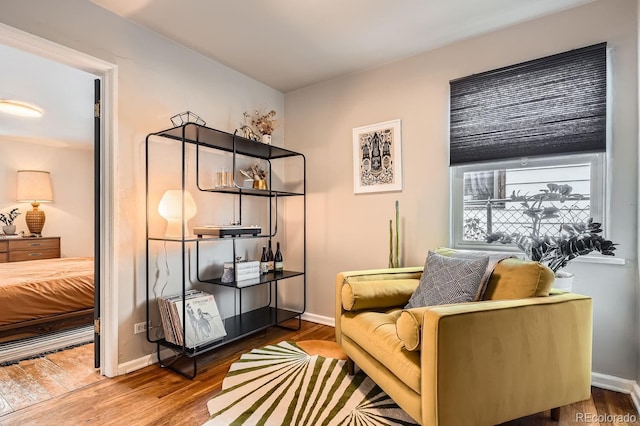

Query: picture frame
(352, 119), (402, 194)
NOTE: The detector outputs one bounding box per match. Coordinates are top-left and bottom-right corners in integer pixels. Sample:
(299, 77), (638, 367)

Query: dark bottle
(274, 242), (283, 272)
(260, 246), (268, 275)
(267, 241), (275, 271)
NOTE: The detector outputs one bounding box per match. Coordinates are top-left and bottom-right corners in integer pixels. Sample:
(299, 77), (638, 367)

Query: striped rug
(204, 341), (418, 426)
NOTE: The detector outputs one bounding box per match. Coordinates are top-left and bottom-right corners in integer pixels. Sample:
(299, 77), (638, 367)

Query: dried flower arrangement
(239, 161), (268, 181)
(0, 208), (20, 226)
(250, 110), (278, 136)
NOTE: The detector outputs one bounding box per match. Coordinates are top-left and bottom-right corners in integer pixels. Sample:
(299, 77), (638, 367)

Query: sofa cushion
(405, 251), (489, 309)
(396, 307), (433, 351)
(483, 258), (554, 300)
(341, 279), (419, 311)
(340, 309), (421, 394)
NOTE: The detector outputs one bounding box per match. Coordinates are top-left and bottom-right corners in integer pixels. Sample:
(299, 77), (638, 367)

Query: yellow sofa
(335, 260), (593, 425)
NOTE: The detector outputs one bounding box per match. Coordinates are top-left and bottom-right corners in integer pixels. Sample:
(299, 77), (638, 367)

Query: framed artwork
(352, 119), (402, 194)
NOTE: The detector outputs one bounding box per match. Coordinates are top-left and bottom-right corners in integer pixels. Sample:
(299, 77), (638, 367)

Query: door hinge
(94, 318), (101, 335)
(94, 101), (101, 118)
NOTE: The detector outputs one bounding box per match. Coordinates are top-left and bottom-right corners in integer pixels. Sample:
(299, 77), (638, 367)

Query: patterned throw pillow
(405, 250), (490, 308)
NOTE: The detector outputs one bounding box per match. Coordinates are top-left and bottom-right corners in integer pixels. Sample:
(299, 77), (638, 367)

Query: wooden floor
(0, 320), (636, 426)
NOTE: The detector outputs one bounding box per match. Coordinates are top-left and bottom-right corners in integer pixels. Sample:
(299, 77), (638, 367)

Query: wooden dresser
(0, 237), (60, 263)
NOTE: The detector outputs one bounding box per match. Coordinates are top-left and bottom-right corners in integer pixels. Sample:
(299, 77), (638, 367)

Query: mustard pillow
(341, 279), (419, 311)
(396, 307), (433, 351)
(482, 258), (554, 300)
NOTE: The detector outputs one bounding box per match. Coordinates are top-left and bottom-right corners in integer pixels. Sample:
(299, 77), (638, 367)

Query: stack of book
(158, 290), (226, 349)
(221, 260), (260, 283)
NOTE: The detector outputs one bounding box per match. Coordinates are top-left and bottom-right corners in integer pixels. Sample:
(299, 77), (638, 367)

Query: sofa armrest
(419, 293), (593, 426)
(335, 267), (423, 343)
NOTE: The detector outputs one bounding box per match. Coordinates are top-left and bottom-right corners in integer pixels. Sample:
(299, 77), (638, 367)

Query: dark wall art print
(352, 119), (402, 194)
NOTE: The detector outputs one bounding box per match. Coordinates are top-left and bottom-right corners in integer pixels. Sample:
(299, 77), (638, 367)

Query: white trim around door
(0, 23), (119, 378)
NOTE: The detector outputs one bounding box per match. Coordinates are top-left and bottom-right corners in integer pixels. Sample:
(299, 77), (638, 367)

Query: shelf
(200, 186), (304, 198)
(156, 307), (301, 357)
(149, 234), (281, 242)
(152, 123), (303, 160)
(202, 270), (304, 288)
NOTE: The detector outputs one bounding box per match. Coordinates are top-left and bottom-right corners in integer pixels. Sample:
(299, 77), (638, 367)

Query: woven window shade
(449, 43), (607, 166)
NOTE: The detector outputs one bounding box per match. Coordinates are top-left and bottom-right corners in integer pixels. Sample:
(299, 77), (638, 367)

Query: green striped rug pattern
(205, 341), (418, 426)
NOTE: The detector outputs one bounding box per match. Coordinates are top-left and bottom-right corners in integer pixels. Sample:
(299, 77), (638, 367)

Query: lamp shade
(158, 190), (197, 237)
(17, 170), (53, 202)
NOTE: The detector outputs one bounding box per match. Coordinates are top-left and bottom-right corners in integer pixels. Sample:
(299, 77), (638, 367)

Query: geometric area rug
(204, 341), (419, 425)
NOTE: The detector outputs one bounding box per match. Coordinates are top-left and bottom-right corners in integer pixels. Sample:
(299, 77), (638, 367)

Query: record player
(193, 224), (261, 237)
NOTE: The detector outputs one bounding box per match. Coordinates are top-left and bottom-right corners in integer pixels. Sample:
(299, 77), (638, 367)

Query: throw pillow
(405, 251), (489, 308)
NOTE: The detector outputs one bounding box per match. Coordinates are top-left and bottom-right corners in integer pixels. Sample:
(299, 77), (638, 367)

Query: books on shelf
(158, 290), (226, 349)
(221, 260), (260, 283)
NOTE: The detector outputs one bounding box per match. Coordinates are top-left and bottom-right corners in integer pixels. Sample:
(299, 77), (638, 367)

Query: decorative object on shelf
(214, 168), (235, 188)
(267, 240), (275, 272)
(16, 170), (54, 237)
(486, 183), (618, 291)
(0, 208), (20, 235)
(243, 110), (278, 144)
(240, 112), (260, 141)
(274, 242), (283, 271)
(253, 179), (267, 190)
(260, 246), (269, 274)
(157, 189), (197, 238)
(388, 200), (401, 268)
(170, 111), (205, 127)
(240, 161), (268, 190)
(353, 119), (403, 194)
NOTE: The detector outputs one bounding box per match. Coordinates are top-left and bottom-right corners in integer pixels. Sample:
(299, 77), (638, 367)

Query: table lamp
(16, 170), (53, 237)
(157, 190), (197, 238)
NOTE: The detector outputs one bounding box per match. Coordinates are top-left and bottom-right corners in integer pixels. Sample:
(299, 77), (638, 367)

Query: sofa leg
(550, 407), (560, 421)
(346, 357), (354, 375)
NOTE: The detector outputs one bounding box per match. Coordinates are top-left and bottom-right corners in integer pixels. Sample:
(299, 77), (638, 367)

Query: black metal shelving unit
(145, 123), (306, 378)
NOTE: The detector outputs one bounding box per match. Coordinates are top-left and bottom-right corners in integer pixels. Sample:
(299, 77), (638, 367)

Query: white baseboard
(117, 348), (174, 375)
(592, 372), (640, 413)
(301, 312), (335, 327)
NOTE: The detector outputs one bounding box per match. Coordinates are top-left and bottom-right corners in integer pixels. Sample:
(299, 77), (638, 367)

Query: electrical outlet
(134, 322), (147, 334)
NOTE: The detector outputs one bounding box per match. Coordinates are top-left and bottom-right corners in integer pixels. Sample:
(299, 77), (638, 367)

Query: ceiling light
(0, 100), (43, 117)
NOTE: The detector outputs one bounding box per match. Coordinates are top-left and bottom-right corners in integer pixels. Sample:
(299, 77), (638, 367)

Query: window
(452, 153), (605, 247)
(449, 43), (607, 248)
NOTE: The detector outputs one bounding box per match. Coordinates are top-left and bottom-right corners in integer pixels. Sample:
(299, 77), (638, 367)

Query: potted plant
(250, 110), (277, 144)
(486, 183), (617, 291)
(239, 161), (268, 190)
(0, 208), (21, 235)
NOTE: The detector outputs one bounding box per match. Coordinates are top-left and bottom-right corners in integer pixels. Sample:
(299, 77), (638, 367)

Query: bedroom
(0, 42), (96, 363)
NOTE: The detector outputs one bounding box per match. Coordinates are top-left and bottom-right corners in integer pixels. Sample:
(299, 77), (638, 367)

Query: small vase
(253, 179), (268, 190)
(2, 225), (16, 235)
(261, 134), (272, 145)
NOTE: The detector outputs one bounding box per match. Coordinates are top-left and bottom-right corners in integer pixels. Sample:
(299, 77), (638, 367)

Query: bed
(0, 257), (95, 343)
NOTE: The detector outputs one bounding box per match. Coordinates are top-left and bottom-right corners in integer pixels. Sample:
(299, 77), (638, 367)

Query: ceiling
(91, 0), (595, 93)
(0, 43), (96, 149)
(0, 0), (595, 148)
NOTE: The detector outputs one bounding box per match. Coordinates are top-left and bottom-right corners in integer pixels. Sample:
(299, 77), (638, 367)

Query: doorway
(0, 23), (118, 377)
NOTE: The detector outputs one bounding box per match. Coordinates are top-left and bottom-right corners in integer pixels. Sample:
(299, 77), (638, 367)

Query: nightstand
(7, 237), (60, 262)
(0, 241), (7, 263)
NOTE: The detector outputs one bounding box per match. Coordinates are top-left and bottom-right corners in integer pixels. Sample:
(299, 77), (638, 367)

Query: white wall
(285, 0), (639, 380)
(0, 0), (285, 364)
(0, 139), (93, 256)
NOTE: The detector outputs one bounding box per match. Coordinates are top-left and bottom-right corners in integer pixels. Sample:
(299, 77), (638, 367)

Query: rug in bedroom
(0, 325), (94, 365)
(204, 340), (418, 426)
